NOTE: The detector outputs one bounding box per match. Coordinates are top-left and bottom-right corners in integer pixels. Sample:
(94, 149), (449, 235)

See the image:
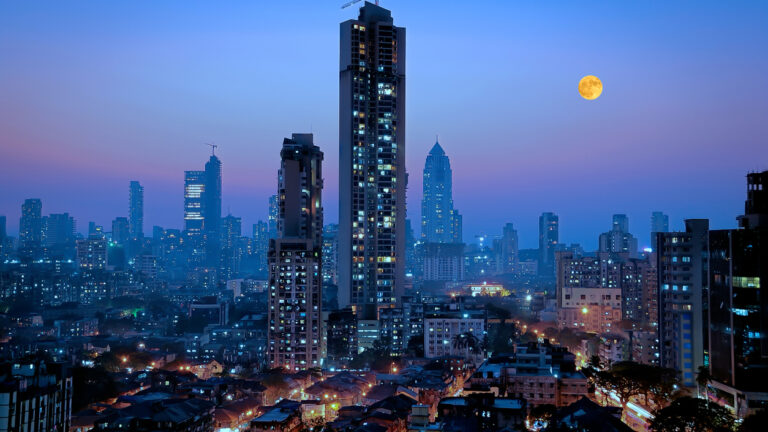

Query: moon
(578, 75), (602, 100)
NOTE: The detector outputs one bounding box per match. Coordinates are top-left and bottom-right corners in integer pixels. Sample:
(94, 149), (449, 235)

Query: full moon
(578, 75), (602, 100)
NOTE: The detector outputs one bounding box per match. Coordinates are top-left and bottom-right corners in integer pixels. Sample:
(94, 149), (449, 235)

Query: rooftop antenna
(206, 143), (218, 156)
(341, 0), (371, 9)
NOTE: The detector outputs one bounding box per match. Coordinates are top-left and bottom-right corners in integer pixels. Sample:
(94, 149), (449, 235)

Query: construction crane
(206, 143), (218, 155)
(342, 0), (379, 9)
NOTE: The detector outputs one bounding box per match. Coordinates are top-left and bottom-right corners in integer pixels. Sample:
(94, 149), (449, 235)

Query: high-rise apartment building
(19, 198), (42, 248)
(338, 2), (406, 324)
(707, 171), (768, 418)
(538, 212), (559, 277)
(0, 361), (72, 432)
(555, 251), (623, 334)
(421, 140), (460, 243)
(656, 219), (709, 387)
(268, 133), (323, 371)
(423, 242), (465, 282)
(77, 237), (108, 270)
(129, 180), (144, 239)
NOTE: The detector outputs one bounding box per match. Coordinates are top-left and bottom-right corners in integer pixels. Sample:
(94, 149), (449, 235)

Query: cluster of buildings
(0, 2), (766, 431)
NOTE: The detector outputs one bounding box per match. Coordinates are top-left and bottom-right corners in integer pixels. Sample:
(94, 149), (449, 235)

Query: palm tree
(696, 365), (712, 404)
(452, 332), (480, 355)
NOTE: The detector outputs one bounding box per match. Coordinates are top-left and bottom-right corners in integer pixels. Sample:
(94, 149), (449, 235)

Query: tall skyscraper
(538, 212), (559, 276)
(707, 171), (768, 418)
(184, 171), (205, 234)
(129, 181), (144, 239)
(656, 218), (709, 387)
(339, 2), (406, 324)
(268, 133), (323, 371)
(421, 140), (460, 243)
(204, 153), (222, 269)
(19, 198), (42, 248)
(650, 211), (669, 240)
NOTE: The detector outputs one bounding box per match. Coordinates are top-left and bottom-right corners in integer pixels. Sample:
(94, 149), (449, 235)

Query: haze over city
(2, 0), (767, 249)
(1, 2), (768, 432)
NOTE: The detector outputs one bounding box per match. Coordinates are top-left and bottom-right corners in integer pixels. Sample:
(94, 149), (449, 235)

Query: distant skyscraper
(538, 212), (559, 276)
(184, 170), (205, 234)
(421, 140), (460, 243)
(43, 213), (76, 246)
(322, 224), (339, 286)
(253, 220), (269, 275)
(0, 215), (6, 240)
(451, 209), (463, 244)
(650, 211), (669, 239)
(204, 153), (222, 269)
(112, 217), (130, 245)
(599, 214), (639, 257)
(268, 194), (278, 240)
(19, 198), (42, 248)
(129, 181), (144, 239)
(221, 214), (242, 280)
(708, 171), (768, 418)
(268, 133), (323, 371)
(222, 215), (241, 251)
(339, 2), (406, 323)
(498, 223), (519, 274)
(656, 218), (709, 387)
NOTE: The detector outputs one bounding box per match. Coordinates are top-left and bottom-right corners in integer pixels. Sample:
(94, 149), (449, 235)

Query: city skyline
(2, 0), (767, 250)
(1, 2), (767, 429)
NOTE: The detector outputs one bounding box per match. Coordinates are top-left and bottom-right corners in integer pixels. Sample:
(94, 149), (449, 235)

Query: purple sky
(1, 0), (767, 250)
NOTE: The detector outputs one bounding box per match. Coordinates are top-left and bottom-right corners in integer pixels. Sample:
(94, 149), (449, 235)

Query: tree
(644, 366), (680, 410)
(588, 355), (602, 371)
(739, 409), (768, 432)
(650, 396), (734, 432)
(72, 366), (119, 412)
(451, 332), (480, 356)
(528, 403), (557, 430)
(486, 322), (517, 354)
(601, 362), (645, 411)
(696, 365), (712, 403)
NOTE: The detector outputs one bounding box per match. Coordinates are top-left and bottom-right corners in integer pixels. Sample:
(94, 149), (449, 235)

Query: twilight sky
(1, 0), (767, 250)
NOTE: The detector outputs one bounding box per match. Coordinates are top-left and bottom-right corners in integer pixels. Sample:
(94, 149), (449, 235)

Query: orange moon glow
(578, 75), (603, 100)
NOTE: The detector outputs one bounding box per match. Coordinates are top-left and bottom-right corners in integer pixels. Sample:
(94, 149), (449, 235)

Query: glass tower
(421, 140), (460, 244)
